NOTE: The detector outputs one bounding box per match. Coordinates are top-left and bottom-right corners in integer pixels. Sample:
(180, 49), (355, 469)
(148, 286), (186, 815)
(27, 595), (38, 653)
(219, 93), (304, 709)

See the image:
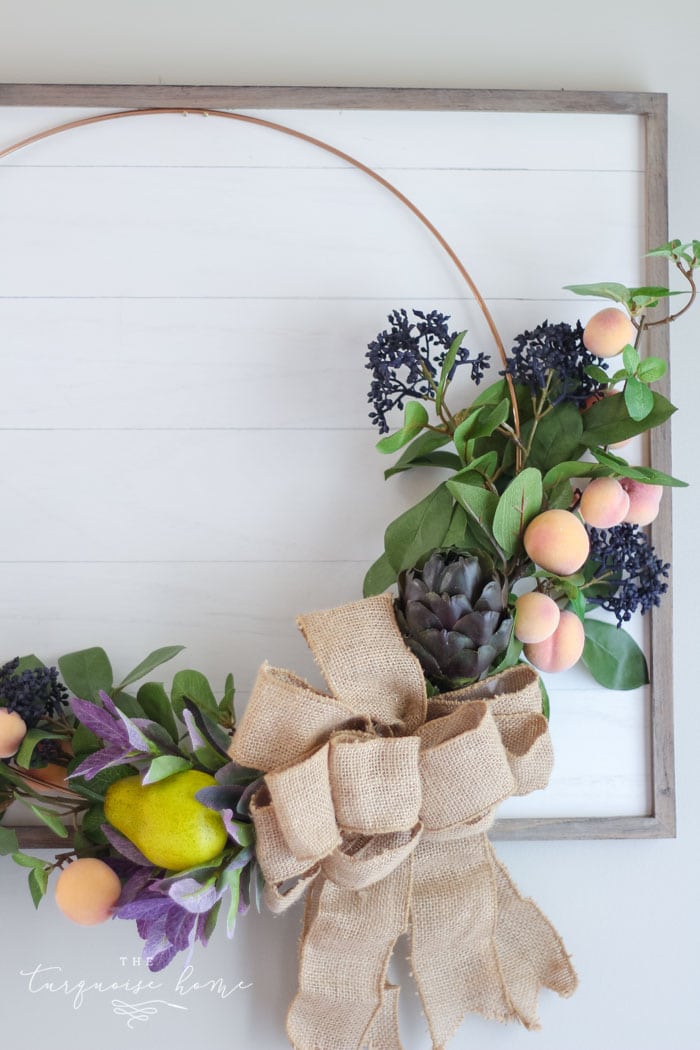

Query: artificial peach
(523, 610), (585, 673)
(0, 708), (27, 759)
(523, 509), (590, 576)
(620, 479), (662, 526)
(54, 857), (122, 926)
(583, 308), (635, 358)
(514, 591), (561, 644)
(579, 477), (630, 529)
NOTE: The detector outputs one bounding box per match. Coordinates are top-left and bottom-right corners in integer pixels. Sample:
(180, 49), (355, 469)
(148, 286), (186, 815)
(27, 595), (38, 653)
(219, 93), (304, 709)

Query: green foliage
(58, 647), (113, 702)
(376, 401), (430, 454)
(383, 483), (454, 573)
(492, 469), (542, 557)
(582, 619), (649, 690)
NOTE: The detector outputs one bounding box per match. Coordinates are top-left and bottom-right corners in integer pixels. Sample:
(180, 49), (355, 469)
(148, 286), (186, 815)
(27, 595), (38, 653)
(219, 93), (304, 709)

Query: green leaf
(492, 468), (543, 557)
(221, 865), (242, 937)
(14, 727), (65, 770)
(383, 429), (450, 478)
(80, 803), (109, 845)
(171, 670), (219, 721)
(446, 481), (498, 532)
(383, 484), (454, 573)
(28, 865), (49, 909)
(142, 755), (192, 785)
(490, 627), (521, 675)
(0, 826), (19, 855)
(58, 647), (113, 702)
(436, 330), (466, 415)
(546, 478), (577, 511)
(14, 655), (46, 673)
(624, 377), (654, 421)
(526, 402), (584, 472)
(539, 677), (550, 720)
(622, 345), (639, 375)
(137, 681), (179, 744)
(116, 645), (185, 691)
(585, 364), (611, 384)
(71, 723), (101, 758)
(563, 281), (632, 305)
(363, 551), (397, 597)
(28, 804), (68, 839)
(581, 390), (676, 448)
(543, 460), (612, 488)
(110, 692), (144, 719)
(637, 357), (667, 383)
(582, 619), (649, 689)
(468, 377), (510, 410)
(441, 504), (468, 549)
(220, 674), (236, 724)
(464, 450), (499, 479)
(592, 449), (687, 487)
(568, 590), (587, 621)
(376, 401), (430, 454)
(12, 850), (47, 870)
(646, 240), (683, 260)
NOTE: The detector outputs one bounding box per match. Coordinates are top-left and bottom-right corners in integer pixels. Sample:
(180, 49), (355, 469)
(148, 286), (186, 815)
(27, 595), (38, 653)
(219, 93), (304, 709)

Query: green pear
(104, 769), (227, 870)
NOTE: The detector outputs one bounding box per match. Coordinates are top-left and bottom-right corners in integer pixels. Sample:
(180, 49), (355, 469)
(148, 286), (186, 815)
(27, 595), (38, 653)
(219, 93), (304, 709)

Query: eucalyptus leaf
(385, 451), (461, 478)
(543, 460), (612, 488)
(137, 682), (179, 744)
(539, 678), (550, 720)
(492, 468), (543, 557)
(592, 449), (687, 487)
(58, 647), (113, 702)
(382, 429), (450, 478)
(383, 484), (454, 573)
(171, 670), (219, 720)
(441, 504), (469, 549)
(142, 755), (192, 785)
(582, 619), (649, 690)
(376, 401), (430, 454)
(14, 727), (65, 770)
(116, 646), (185, 691)
(526, 402), (584, 472)
(14, 655), (46, 673)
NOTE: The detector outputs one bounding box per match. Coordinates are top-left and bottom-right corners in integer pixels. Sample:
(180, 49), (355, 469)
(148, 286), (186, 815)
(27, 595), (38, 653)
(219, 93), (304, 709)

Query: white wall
(1, 3), (699, 1049)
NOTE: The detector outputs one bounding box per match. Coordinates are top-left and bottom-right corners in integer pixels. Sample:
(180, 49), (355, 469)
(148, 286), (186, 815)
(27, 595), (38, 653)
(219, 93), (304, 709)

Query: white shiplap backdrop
(0, 104), (649, 822)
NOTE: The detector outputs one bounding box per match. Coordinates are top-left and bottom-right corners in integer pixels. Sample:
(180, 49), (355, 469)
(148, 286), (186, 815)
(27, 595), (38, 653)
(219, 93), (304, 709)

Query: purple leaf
(215, 761), (258, 786)
(168, 877), (221, 915)
(182, 709), (208, 751)
(195, 785), (243, 812)
(115, 896), (172, 921)
(148, 944), (180, 973)
(69, 695), (128, 748)
(102, 823), (153, 867)
(165, 906), (197, 951)
(227, 847), (253, 871)
(237, 777), (263, 817)
(110, 707), (153, 752)
(221, 809), (255, 848)
(117, 867), (155, 905)
(69, 746), (131, 781)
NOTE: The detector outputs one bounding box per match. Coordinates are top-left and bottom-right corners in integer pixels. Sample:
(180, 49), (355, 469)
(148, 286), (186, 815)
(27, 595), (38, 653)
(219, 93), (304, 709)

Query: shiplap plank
(0, 108), (643, 172)
(0, 168), (644, 299)
(0, 297), (613, 429)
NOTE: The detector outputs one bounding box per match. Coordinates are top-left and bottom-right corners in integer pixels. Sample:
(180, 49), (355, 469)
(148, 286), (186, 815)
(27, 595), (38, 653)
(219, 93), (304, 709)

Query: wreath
(0, 107), (693, 1049)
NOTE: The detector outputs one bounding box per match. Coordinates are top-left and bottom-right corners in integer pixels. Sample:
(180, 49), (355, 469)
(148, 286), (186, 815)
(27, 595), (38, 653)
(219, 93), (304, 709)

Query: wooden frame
(0, 85), (674, 843)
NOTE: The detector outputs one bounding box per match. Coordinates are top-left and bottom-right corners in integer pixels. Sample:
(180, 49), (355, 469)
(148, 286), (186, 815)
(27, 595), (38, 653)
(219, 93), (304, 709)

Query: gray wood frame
(0, 85), (673, 843)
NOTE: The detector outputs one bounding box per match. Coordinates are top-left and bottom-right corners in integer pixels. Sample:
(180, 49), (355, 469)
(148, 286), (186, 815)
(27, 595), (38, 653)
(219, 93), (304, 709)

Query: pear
(104, 769), (227, 870)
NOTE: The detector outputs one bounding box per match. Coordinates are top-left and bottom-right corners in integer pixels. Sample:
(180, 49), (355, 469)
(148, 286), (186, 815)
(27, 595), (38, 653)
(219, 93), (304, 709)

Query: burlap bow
(230, 594), (577, 1050)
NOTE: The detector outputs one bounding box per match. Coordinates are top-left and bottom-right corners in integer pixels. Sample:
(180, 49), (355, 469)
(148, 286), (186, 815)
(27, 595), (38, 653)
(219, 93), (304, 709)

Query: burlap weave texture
(230, 593), (577, 1049)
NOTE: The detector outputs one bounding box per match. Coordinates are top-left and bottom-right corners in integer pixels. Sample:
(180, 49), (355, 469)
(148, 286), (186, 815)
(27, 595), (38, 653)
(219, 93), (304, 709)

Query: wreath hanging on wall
(0, 106), (693, 1049)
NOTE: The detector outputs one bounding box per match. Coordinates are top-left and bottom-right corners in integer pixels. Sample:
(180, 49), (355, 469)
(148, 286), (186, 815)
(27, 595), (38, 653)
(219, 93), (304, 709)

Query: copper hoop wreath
(0, 106), (521, 447)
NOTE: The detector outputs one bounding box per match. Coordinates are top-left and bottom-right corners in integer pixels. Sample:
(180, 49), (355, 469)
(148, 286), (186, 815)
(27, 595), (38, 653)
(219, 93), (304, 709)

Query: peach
(583, 308), (636, 358)
(523, 610), (585, 673)
(579, 477), (630, 528)
(620, 479), (662, 526)
(54, 857), (122, 926)
(514, 591), (561, 644)
(0, 708), (27, 759)
(523, 509), (590, 576)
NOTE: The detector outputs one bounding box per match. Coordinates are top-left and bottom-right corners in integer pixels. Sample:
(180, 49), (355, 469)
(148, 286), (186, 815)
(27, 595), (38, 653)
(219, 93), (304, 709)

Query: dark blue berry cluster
(586, 523), (670, 626)
(0, 658), (68, 728)
(366, 308), (490, 433)
(504, 320), (608, 406)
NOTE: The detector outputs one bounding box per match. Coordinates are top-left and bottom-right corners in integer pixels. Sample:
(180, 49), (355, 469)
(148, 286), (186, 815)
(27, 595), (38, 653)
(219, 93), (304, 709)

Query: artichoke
(395, 550), (513, 691)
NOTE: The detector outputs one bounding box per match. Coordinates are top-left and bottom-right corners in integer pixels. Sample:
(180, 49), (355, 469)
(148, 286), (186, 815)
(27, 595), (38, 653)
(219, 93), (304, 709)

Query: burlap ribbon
(230, 594), (577, 1050)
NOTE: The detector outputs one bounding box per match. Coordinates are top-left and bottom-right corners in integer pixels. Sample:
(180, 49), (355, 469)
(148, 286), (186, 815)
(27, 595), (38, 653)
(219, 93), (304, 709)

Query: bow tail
(287, 862), (412, 1050)
(409, 834), (518, 1049)
(492, 854), (578, 1025)
(410, 836), (578, 1048)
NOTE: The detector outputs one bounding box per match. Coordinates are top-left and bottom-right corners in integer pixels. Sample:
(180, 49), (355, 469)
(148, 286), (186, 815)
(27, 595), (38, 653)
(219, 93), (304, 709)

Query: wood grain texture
(0, 86), (673, 843)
